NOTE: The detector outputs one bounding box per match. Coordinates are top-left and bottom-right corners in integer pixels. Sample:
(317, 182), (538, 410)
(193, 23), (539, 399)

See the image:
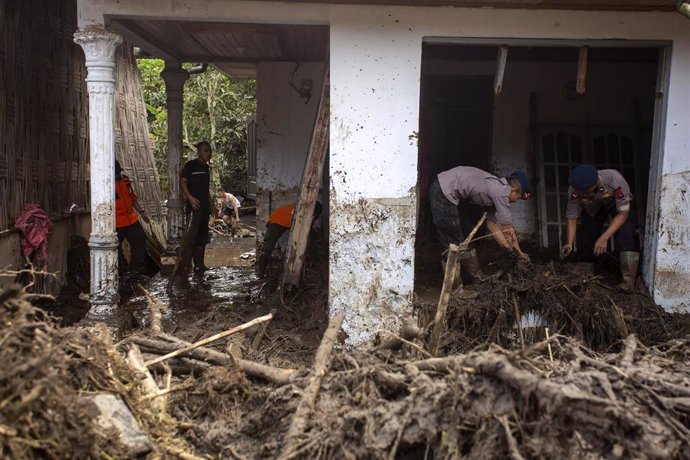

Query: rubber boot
(256, 248), (270, 278)
(442, 259), (478, 300)
(193, 245), (208, 274)
(617, 251), (639, 293)
(461, 249), (502, 284)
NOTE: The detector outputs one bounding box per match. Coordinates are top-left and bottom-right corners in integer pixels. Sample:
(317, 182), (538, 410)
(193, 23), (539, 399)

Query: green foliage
(137, 59), (256, 197)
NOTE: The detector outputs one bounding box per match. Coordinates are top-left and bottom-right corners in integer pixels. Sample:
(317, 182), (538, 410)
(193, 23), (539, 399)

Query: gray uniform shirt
(437, 166), (513, 225)
(565, 169), (632, 219)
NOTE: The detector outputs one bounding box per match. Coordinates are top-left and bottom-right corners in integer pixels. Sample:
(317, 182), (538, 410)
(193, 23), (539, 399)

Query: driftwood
(138, 285), (166, 335)
(131, 335), (297, 385)
(145, 313), (273, 366)
(280, 310), (345, 459)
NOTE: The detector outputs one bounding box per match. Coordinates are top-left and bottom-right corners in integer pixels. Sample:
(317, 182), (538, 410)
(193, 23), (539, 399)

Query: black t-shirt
(181, 158), (210, 205)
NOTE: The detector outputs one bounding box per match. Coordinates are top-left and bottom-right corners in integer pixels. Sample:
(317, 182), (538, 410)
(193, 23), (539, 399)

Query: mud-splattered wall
(330, 17), (421, 344)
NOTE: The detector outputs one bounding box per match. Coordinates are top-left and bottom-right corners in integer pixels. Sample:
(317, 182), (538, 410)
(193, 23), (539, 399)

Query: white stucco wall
(79, 0), (690, 332)
(255, 62), (325, 238)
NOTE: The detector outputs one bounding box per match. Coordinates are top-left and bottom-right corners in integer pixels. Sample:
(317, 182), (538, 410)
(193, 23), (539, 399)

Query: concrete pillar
(74, 27), (123, 319)
(161, 62), (189, 246)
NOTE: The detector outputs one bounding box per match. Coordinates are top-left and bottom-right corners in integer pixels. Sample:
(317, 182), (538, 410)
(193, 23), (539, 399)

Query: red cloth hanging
(14, 203), (53, 270)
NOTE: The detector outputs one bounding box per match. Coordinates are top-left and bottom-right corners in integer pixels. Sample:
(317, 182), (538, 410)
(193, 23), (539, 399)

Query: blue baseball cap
(511, 171), (532, 196)
(569, 164), (599, 191)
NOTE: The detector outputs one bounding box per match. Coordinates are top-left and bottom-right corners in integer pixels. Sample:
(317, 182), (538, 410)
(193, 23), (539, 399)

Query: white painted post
(74, 27), (122, 320)
(161, 62), (189, 246)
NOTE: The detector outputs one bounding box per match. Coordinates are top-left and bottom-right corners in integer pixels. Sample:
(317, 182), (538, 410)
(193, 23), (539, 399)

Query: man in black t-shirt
(174, 141), (215, 277)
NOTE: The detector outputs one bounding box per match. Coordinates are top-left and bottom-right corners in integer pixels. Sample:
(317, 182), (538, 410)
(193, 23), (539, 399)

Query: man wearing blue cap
(561, 164), (637, 292)
(430, 166), (533, 297)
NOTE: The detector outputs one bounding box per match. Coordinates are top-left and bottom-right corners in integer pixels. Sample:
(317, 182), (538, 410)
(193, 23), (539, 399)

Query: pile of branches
(0, 286), (196, 459)
(123, 299), (690, 459)
(269, 333), (690, 459)
(429, 260), (690, 354)
(4, 278), (690, 459)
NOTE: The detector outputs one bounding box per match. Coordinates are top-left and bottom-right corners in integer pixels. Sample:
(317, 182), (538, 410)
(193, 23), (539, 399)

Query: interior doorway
(415, 39), (665, 295)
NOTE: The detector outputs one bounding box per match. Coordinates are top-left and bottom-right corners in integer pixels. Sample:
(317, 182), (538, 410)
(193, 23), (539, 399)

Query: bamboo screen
(0, 0), (163, 233)
(114, 45), (164, 221)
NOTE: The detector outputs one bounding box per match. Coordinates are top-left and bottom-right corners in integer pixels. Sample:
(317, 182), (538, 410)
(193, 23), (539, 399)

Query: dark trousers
(178, 206), (210, 273)
(256, 223), (288, 276)
(117, 221), (146, 273)
(429, 180), (482, 251)
(576, 206), (636, 261)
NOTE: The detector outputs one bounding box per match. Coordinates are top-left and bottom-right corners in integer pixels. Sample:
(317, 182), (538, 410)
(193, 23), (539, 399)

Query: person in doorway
(217, 189), (241, 228)
(115, 160), (149, 279)
(175, 141), (216, 277)
(256, 201), (322, 278)
(560, 164), (638, 293)
(429, 166), (533, 297)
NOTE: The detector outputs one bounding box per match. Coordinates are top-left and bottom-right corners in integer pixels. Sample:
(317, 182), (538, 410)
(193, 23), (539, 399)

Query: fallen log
(129, 335), (297, 385)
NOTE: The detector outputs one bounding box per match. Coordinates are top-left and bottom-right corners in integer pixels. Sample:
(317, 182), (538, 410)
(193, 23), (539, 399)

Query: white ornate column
(161, 61), (189, 246)
(74, 27), (122, 319)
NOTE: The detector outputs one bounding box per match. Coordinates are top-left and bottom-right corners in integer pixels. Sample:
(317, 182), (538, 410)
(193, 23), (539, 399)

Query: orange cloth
(267, 204), (295, 228)
(115, 176), (139, 228)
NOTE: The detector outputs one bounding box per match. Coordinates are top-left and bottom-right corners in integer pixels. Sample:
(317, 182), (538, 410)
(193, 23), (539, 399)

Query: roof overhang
(246, 0), (677, 12)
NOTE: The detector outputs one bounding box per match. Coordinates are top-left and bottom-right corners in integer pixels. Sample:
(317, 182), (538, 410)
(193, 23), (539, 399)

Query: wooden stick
(459, 212), (487, 252)
(494, 45), (509, 96)
(429, 213), (487, 356)
(281, 311), (345, 458)
(507, 274), (525, 349)
(252, 309), (276, 351)
(512, 295), (525, 350)
(144, 313), (273, 366)
(428, 244), (460, 357)
(545, 327), (554, 362)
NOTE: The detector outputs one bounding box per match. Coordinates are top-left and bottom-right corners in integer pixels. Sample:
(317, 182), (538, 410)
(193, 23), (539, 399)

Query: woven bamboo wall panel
(0, 0), (88, 232)
(114, 45), (163, 220)
(0, 0), (163, 232)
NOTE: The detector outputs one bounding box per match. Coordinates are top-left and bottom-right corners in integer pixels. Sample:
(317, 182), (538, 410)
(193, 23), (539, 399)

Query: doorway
(415, 39), (667, 295)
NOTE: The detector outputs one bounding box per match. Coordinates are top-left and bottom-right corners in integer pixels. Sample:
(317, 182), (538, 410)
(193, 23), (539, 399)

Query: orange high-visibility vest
(267, 204), (295, 228)
(115, 176), (139, 228)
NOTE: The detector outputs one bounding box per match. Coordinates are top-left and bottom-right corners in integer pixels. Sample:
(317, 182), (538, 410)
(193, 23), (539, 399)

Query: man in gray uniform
(430, 166), (532, 296)
(560, 164), (638, 292)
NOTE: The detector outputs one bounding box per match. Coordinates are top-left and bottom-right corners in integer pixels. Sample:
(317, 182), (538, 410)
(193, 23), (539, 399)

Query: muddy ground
(4, 227), (690, 459)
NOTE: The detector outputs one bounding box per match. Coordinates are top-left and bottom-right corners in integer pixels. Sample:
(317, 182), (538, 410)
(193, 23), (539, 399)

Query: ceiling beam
(109, 19), (179, 61)
(247, 0), (676, 11)
(181, 56), (325, 63)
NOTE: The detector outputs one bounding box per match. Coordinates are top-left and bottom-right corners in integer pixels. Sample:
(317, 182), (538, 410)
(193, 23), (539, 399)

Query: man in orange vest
(115, 160), (149, 277)
(256, 201), (322, 277)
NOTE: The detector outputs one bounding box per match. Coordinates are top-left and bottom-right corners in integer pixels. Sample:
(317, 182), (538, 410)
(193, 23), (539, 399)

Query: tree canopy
(137, 59), (256, 198)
